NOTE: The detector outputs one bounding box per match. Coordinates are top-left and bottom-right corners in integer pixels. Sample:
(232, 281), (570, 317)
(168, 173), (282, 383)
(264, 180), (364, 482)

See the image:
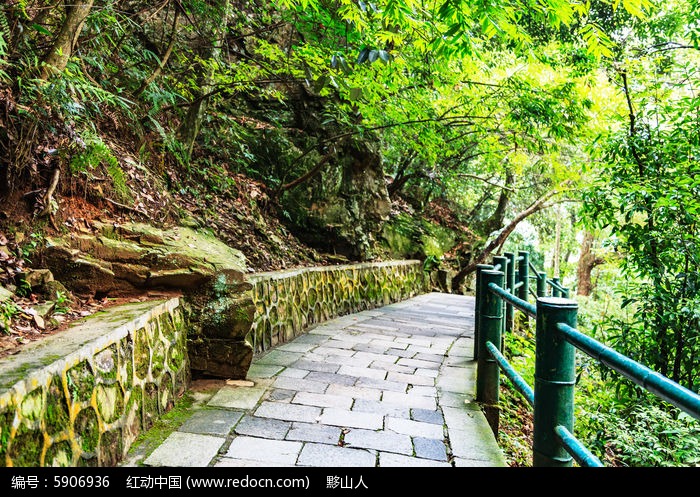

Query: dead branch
(104, 197), (148, 215)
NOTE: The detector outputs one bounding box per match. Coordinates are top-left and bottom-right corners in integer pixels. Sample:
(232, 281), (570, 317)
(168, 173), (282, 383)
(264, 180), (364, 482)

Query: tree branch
(455, 173), (515, 191)
(134, 9), (180, 96)
(38, 167), (61, 218)
(278, 151), (335, 193)
(452, 186), (569, 289)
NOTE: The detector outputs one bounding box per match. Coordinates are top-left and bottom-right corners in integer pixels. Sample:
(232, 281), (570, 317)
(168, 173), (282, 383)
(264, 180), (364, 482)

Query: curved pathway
(122, 292), (506, 468)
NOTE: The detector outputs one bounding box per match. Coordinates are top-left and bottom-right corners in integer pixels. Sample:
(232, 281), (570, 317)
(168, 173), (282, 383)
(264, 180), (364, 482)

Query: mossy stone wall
(0, 299), (189, 467)
(247, 260), (428, 354)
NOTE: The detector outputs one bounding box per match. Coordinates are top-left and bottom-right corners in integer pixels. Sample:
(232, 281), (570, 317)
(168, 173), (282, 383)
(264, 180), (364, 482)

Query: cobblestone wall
(0, 299), (189, 467)
(247, 260), (428, 354)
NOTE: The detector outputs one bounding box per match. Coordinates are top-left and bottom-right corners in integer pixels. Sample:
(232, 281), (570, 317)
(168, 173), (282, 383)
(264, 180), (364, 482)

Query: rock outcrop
(281, 139), (391, 261)
(41, 222), (254, 379)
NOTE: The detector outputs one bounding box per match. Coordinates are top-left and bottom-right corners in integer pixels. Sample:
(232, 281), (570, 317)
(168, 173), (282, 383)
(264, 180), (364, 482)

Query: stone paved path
(121, 292), (507, 468)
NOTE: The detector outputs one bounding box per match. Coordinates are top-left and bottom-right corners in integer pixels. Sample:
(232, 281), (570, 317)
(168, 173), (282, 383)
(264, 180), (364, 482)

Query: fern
(70, 131), (131, 202)
(147, 115), (189, 166)
(0, 7), (10, 83)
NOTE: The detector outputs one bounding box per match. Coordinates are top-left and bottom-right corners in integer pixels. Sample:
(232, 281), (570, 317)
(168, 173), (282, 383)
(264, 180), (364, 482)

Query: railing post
(474, 264), (493, 361)
(533, 296), (577, 467)
(505, 252), (515, 332)
(537, 272), (547, 298)
(493, 255), (508, 340)
(552, 277), (561, 298)
(476, 269), (504, 436)
(517, 250), (529, 302)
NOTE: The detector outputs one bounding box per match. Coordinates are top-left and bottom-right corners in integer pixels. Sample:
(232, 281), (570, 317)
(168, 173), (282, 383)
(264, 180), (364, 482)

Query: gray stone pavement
(121, 292), (507, 468)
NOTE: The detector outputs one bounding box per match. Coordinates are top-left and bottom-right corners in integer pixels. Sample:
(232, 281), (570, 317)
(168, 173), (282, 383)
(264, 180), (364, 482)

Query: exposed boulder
(40, 221), (256, 379)
(42, 221), (249, 298)
(0, 285), (14, 303)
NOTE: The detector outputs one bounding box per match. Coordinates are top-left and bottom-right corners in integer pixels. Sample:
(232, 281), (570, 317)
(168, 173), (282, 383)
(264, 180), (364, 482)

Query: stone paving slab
(354, 376), (409, 392)
(369, 339), (409, 350)
(225, 436), (303, 465)
(247, 363), (285, 378)
(370, 360), (415, 374)
(254, 401), (322, 423)
(398, 357), (442, 369)
(272, 375), (329, 393)
(286, 422), (343, 444)
(354, 351), (396, 363)
(214, 458), (293, 467)
(338, 365), (388, 380)
(276, 342), (319, 353)
(379, 452), (452, 467)
(411, 408), (444, 425)
(406, 385), (438, 397)
(343, 428), (413, 455)
(179, 409), (243, 436)
(387, 371), (435, 386)
(323, 354), (375, 368)
(208, 380), (272, 409)
(278, 367), (310, 378)
(266, 388), (295, 402)
(385, 417), (444, 439)
(256, 349), (305, 366)
(414, 437), (449, 461)
(297, 443), (377, 467)
(313, 346), (356, 357)
(292, 391), (354, 409)
(350, 344), (392, 354)
(319, 408), (384, 430)
(234, 415), (291, 439)
(305, 371), (358, 386)
(325, 383), (382, 401)
(414, 368), (439, 378)
(143, 432), (225, 467)
(381, 391), (436, 410)
(321, 340), (355, 350)
(351, 399), (411, 419)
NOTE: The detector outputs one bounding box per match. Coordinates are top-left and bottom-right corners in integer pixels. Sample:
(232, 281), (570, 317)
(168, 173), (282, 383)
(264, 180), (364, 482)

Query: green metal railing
(474, 250), (700, 467)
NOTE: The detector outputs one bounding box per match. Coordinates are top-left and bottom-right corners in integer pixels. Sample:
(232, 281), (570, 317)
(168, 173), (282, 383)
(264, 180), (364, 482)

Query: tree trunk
(576, 231), (604, 296)
(134, 9), (180, 97)
(479, 170), (513, 235)
(552, 205), (561, 278)
(176, 0), (229, 161)
(40, 1), (94, 80)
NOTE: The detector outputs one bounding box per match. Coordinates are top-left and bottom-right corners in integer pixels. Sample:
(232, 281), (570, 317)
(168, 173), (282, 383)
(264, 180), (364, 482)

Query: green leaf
(357, 48), (369, 64)
(30, 24), (52, 36)
(314, 75), (328, 92)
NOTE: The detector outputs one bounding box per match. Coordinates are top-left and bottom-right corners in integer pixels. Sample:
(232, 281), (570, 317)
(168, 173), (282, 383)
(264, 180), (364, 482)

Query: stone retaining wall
(0, 299), (189, 467)
(247, 260), (428, 354)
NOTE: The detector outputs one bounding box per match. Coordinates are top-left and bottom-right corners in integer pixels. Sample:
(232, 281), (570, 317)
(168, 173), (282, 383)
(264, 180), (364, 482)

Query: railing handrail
(485, 341), (535, 406)
(557, 322), (700, 418)
(474, 250), (700, 467)
(487, 281), (536, 317)
(547, 279), (568, 294)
